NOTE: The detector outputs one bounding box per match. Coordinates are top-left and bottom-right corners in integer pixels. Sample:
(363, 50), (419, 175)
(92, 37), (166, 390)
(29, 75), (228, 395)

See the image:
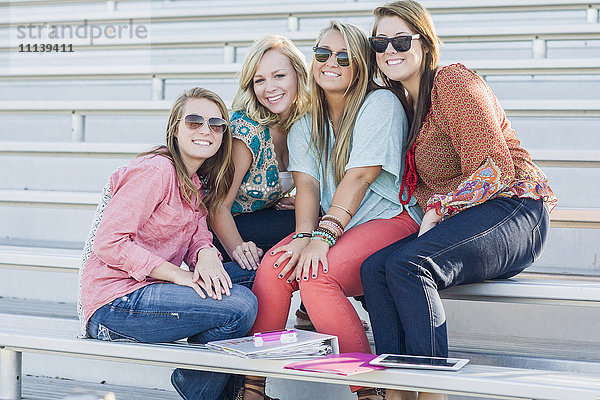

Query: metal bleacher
(1, 1), (600, 399)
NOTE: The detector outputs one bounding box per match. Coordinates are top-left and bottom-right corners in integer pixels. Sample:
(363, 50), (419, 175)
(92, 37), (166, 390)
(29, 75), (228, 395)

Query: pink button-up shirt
(80, 154), (216, 322)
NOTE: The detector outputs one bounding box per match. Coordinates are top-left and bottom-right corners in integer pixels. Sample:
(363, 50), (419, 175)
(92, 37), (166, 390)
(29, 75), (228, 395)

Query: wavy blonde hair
(309, 20), (374, 184)
(141, 87), (234, 218)
(372, 0), (442, 150)
(232, 35), (309, 132)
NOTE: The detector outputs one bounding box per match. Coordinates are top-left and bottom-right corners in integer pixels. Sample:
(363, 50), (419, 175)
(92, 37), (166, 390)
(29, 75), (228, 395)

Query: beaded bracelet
(311, 230), (337, 246)
(292, 232), (312, 239)
(314, 226), (338, 241)
(319, 220), (343, 237)
(311, 233), (334, 248)
(321, 214), (344, 230)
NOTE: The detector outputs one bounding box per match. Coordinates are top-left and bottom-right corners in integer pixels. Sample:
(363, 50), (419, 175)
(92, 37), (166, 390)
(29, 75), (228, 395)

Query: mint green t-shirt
(288, 89), (423, 230)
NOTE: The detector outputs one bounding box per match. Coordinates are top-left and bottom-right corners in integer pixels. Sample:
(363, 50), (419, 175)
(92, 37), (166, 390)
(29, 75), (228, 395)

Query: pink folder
(284, 353), (385, 376)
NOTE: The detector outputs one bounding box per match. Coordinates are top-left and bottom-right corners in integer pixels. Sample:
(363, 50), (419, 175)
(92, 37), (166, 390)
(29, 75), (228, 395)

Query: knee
(383, 245), (414, 272)
(298, 274), (337, 302)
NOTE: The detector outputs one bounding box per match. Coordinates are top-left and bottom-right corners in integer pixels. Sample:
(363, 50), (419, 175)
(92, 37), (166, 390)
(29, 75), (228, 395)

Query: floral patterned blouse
(230, 110), (291, 214)
(413, 63), (557, 218)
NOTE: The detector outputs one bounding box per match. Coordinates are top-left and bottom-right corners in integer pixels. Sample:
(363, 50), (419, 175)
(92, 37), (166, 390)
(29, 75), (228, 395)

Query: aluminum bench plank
(2, 245), (600, 306)
(441, 277), (600, 306)
(0, 189), (100, 206)
(2, 100), (600, 117)
(2, 59), (600, 80)
(0, 245), (80, 271)
(2, 143), (599, 168)
(3, 25), (600, 51)
(1, 328), (600, 400)
(2, 1), (600, 25)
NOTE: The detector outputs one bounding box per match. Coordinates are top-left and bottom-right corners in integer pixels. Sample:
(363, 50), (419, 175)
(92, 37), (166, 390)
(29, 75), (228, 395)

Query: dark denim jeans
(361, 197), (549, 358)
(213, 208), (295, 262)
(87, 262), (257, 400)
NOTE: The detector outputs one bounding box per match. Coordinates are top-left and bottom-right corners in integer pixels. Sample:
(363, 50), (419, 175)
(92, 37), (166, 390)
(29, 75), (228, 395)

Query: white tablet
(369, 354), (469, 371)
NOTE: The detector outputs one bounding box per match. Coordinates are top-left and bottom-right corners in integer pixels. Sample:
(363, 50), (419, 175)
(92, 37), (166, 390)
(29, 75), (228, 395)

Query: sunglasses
(312, 46), (351, 67)
(369, 34), (421, 53)
(179, 114), (227, 134)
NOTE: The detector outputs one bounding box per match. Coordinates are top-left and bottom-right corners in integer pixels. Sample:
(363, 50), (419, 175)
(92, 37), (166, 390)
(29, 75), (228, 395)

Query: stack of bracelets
(311, 214), (345, 248)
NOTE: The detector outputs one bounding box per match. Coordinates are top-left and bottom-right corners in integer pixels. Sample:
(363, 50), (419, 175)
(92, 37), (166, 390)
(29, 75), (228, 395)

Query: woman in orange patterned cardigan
(360, 2), (557, 399)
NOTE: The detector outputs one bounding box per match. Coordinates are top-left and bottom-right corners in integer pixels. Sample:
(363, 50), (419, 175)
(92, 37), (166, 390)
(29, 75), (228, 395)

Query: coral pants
(250, 211), (419, 354)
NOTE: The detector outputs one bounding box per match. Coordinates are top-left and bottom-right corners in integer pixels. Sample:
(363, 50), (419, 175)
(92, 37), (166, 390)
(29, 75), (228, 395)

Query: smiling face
(312, 29), (355, 95)
(253, 48), (298, 122)
(175, 97), (224, 176)
(375, 15), (424, 97)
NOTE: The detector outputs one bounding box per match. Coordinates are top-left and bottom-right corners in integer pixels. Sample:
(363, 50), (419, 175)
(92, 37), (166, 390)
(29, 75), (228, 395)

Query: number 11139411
(18, 43), (74, 52)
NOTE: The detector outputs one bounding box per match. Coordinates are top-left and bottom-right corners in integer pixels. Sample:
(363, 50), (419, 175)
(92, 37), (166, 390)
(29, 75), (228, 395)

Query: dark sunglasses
(369, 34), (421, 53)
(179, 114), (227, 134)
(312, 46), (351, 67)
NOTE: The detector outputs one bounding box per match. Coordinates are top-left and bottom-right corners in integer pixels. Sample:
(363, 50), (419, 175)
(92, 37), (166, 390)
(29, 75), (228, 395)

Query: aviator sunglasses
(179, 114), (228, 134)
(369, 34), (421, 53)
(312, 46), (351, 67)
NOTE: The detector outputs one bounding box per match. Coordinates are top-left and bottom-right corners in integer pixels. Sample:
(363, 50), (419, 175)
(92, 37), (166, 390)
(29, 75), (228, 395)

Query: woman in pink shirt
(78, 87), (258, 400)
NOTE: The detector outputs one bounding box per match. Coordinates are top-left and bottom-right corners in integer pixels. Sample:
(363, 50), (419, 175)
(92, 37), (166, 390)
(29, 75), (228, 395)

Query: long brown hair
(309, 20), (374, 184)
(141, 87), (234, 218)
(372, 0), (441, 150)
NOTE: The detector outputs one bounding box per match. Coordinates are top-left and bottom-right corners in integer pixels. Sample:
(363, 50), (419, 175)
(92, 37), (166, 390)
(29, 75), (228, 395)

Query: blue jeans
(361, 197), (549, 358)
(213, 208), (295, 262)
(87, 262), (257, 400)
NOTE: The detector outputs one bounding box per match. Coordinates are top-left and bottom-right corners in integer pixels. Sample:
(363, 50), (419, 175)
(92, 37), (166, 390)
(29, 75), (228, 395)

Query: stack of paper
(206, 330), (339, 359)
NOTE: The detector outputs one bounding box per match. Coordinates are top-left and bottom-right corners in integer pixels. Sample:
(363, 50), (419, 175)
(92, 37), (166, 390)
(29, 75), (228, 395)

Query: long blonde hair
(372, 0), (441, 150)
(232, 35), (309, 132)
(309, 20), (374, 184)
(141, 87), (234, 217)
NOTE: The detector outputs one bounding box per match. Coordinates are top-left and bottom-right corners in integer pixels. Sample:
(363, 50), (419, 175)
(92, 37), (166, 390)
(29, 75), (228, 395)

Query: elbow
(345, 166), (382, 186)
(92, 235), (128, 266)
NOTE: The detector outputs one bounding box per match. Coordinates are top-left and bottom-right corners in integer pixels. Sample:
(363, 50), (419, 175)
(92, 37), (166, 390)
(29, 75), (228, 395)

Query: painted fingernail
(278, 274), (283, 278)
(287, 279), (291, 283)
(296, 278), (300, 282)
(324, 269), (328, 273)
(303, 277), (308, 281)
(270, 251), (274, 255)
(274, 263), (278, 267)
(312, 275), (316, 278)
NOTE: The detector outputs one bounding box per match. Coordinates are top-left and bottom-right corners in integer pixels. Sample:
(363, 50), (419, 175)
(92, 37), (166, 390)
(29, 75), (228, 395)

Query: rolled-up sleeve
(92, 164), (167, 281)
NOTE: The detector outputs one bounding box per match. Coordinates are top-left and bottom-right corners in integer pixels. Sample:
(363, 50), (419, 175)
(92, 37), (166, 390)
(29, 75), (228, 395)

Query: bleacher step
(1, 296), (599, 378)
(21, 374), (180, 400)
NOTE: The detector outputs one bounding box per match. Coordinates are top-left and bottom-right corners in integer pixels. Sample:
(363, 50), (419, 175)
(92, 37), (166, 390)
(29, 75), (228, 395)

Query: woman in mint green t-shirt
(243, 21), (422, 400)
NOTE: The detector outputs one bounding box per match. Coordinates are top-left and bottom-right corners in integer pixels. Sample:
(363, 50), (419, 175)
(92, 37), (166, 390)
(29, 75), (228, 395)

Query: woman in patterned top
(211, 35), (309, 271)
(361, 2), (557, 399)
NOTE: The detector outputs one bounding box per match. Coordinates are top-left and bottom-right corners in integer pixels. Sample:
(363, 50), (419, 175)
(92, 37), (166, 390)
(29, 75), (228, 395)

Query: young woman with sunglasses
(78, 87), (257, 400)
(240, 21), (422, 400)
(360, 2), (557, 399)
(211, 35), (309, 273)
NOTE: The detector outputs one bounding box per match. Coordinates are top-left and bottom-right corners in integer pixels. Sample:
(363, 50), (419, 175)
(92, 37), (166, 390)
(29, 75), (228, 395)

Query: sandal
(236, 377), (279, 400)
(356, 387), (384, 399)
(294, 308), (371, 331)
